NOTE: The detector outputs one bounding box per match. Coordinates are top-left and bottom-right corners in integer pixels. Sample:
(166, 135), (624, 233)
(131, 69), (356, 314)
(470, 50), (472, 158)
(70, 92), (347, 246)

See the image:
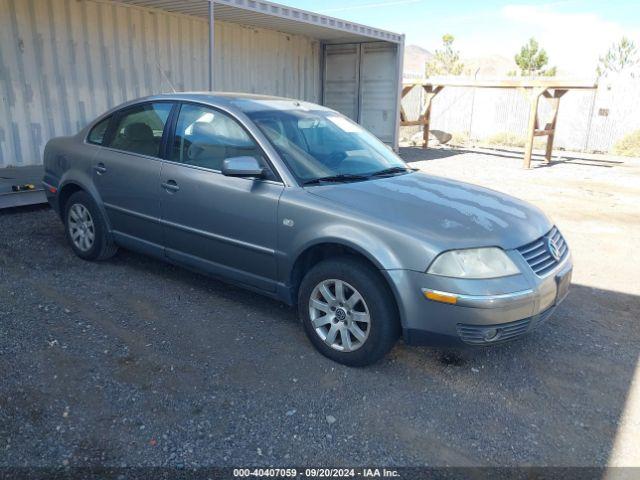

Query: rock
(409, 130), (452, 146)
(326, 415), (336, 425)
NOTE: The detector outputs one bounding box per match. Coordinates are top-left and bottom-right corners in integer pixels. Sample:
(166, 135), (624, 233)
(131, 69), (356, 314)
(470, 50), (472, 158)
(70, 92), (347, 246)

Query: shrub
(449, 131), (470, 146)
(613, 130), (640, 157)
(481, 132), (545, 149)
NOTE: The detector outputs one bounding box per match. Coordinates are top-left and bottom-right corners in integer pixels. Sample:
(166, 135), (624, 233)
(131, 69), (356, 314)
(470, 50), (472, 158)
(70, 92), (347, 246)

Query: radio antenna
(156, 62), (177, 93)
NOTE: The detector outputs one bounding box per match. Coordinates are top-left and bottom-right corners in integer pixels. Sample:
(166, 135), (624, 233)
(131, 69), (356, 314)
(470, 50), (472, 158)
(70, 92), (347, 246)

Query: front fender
(288, 227), (400, 273)
(276, 189), (432, 284)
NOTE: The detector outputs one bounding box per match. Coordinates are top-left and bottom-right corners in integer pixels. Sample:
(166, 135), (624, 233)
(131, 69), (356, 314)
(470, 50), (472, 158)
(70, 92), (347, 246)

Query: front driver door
(160, 103), (284, 292)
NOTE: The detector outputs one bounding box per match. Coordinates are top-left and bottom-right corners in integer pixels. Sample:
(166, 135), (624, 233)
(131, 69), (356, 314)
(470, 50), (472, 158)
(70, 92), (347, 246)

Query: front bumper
(384, 253), (573, 347)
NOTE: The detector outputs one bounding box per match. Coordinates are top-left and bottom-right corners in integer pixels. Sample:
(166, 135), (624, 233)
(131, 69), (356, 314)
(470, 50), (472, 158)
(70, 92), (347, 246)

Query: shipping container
(0, 0), (404, 169)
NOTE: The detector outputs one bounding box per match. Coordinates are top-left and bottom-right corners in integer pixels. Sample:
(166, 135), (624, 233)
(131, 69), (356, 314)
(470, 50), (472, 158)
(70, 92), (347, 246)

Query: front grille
(457, 307), (555, 346)
(516, 226), (568, 276)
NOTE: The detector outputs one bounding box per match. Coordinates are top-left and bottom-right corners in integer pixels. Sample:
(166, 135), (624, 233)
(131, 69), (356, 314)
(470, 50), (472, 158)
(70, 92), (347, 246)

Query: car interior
(107, 104), (170, 157)
(172, 107), (262, 171)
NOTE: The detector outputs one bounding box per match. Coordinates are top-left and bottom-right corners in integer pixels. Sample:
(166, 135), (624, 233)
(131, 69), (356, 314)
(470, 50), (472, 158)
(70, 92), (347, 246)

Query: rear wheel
(64, 191), (118, 261)
(298, 256), (400, 366)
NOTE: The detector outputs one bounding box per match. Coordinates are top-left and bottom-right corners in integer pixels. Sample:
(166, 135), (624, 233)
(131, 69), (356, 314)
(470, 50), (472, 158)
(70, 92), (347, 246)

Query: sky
(276, 0), (640, 77)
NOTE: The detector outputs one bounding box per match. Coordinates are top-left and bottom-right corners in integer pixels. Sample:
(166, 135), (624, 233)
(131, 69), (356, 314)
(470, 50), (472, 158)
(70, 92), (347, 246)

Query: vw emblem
(335, 308), (347, 321)
(547, 237), (561, 261)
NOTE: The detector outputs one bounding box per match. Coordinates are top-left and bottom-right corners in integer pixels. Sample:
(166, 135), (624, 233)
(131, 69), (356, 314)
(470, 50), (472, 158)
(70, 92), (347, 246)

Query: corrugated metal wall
(0, 0), (321, 167)
(401, 79), (640, 153)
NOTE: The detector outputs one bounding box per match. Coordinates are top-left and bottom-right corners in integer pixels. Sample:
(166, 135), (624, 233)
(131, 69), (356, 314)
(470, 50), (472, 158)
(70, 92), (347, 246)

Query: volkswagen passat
(43, 93), (572, 366)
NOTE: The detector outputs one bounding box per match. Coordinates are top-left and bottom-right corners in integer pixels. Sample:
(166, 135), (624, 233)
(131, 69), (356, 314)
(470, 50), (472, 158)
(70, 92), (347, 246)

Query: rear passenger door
(160, 103), (284, 292)
(93, 102), (174, 256)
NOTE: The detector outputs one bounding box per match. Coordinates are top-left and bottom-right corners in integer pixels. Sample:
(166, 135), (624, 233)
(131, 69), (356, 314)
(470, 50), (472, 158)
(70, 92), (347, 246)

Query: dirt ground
(1, 146), (639, 470)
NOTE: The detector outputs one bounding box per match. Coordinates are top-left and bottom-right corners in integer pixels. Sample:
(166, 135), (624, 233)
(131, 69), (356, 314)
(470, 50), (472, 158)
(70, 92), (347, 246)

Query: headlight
(427, 247), (519, 279)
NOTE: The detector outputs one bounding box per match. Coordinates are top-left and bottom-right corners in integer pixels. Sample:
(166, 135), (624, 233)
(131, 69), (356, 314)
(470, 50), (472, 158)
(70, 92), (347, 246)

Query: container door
(322, 42), (399, 146)
(358, 43), (398, 144)
(322, 44), (360, 121)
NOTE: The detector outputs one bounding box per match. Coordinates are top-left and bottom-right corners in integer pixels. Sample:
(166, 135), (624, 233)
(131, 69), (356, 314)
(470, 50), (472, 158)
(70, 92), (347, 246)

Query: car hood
(307, 172), (552, 250)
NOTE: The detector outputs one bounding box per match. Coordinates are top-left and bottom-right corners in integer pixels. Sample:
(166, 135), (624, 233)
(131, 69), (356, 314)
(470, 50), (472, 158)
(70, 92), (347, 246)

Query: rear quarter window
(87, 116), (112, 145)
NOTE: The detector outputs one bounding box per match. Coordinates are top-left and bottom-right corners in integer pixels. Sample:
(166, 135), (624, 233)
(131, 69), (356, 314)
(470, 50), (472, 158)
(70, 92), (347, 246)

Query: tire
(64, 191), (118, 261)
(298, 256), (400, 367)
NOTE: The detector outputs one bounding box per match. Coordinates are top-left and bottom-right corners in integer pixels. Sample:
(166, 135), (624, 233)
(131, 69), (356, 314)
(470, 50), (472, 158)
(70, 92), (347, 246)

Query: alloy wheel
(309, 279), (371, 352)
(68, 203), (95, 252)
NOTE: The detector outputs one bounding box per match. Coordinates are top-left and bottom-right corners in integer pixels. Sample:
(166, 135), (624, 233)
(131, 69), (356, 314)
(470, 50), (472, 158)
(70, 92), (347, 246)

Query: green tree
(515, 38), (556, 77)
(426, 34), (464, 77)
(597, 37), (639, 78)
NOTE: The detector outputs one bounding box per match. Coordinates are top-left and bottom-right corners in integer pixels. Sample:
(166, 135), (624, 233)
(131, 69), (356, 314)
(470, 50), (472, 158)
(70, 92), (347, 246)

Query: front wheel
(298, 256), (400, 367)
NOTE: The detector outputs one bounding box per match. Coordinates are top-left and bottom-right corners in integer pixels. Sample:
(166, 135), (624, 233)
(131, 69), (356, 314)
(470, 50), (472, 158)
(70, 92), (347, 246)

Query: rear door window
(105, 103), (173, 157)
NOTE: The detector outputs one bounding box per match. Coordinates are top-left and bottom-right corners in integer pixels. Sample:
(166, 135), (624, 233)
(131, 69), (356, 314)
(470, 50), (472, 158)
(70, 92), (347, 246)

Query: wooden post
(421, 85), (443, 149)
(399, 83), (443, 148)
(399, 85), (413, 124)
(541, 89), (567, 163)
(522, 87), (545, 169)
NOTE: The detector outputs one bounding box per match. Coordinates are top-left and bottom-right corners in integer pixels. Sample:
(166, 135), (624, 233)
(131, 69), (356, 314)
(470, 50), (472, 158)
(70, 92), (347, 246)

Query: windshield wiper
(302, 173), (370, 185)
(302, 167), (415, 185)
(367, 166), (414, 177)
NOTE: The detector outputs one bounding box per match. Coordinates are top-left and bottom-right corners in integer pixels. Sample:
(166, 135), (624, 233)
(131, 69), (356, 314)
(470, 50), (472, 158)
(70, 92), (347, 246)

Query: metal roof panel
(113, 0), (403, 43)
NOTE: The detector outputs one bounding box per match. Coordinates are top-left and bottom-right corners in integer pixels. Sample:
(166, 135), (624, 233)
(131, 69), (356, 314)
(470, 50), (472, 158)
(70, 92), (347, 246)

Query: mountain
(460, 54), (517, 77)
(403, 43), (518, 78)
(403, 44), (433, 78)
(403, 44), (572, 79)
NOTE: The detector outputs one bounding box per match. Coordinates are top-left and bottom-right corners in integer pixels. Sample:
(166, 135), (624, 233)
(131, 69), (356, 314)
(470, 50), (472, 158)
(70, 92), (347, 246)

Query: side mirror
(221, 156), (264, 178)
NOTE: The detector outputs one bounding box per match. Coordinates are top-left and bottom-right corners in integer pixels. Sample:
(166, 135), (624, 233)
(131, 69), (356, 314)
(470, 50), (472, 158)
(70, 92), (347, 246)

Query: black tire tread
(298, 255), (400, 367)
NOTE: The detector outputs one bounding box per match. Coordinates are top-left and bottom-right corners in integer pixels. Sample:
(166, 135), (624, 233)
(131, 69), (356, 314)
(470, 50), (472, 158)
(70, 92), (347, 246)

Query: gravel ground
(1, 147), (639, 469)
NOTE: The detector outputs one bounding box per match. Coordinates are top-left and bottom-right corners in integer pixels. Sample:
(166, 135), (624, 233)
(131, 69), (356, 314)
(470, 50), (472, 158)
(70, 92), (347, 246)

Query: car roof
(133, 92), (334, 114)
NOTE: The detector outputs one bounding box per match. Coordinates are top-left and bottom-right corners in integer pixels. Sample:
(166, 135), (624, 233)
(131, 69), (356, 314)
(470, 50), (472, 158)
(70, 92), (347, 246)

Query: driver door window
(171, 104), (266, 173)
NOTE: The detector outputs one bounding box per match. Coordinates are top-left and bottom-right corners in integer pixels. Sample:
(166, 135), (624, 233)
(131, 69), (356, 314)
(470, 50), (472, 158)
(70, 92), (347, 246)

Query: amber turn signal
(423, 290), (458, 305)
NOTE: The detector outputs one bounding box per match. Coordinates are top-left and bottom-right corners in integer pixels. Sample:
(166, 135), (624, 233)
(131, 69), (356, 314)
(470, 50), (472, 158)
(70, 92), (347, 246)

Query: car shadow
(389, 282), (640, 466)
(399, 146), (467, 163)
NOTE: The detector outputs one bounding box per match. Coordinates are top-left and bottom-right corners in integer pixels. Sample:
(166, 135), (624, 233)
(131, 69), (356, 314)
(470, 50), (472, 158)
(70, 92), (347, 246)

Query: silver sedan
(43, 93), (572, 366)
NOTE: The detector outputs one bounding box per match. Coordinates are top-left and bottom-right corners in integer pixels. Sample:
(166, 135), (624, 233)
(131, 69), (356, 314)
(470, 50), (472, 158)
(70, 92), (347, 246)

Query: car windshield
(245, 109), (409, 184)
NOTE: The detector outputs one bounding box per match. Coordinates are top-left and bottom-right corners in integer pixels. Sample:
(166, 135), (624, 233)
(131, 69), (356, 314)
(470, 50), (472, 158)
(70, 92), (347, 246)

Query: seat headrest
(190, 122), (217, 140)
(123, 122), (154, 141)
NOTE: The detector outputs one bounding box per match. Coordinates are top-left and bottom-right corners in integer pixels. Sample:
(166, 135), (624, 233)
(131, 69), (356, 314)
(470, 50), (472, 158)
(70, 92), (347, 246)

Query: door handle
(161, 180), (180, 193)
(94, 163), (107, 175)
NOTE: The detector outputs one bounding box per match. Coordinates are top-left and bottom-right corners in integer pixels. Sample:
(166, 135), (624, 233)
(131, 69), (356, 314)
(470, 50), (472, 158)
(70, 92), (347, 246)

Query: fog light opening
(483, 328), (500, 342)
